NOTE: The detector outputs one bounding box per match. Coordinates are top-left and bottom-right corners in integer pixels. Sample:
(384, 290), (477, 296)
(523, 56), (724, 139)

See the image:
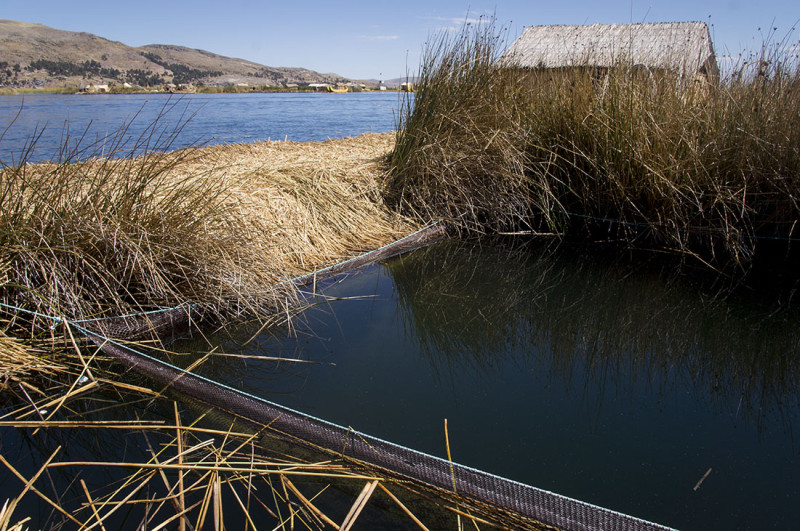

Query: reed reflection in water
(165, 237), (800, 530)
(388, 238), (800, 435)
(376, 238), (799, 529)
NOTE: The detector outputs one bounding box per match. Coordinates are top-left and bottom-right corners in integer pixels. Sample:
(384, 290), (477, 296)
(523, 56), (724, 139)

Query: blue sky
(4, 1), (799, 79)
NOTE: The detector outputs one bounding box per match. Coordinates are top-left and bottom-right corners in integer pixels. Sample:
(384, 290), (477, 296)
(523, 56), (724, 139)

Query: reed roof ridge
(501, 20), (717, 77)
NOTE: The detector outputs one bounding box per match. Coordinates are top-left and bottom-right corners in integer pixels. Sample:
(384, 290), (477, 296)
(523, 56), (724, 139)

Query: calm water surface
(1, 95), (799, 530)
(0, 92), (405, 162)
(174, 239), (800, 531)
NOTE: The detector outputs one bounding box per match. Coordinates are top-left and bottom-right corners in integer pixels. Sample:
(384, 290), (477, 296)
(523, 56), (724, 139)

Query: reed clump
(386, 21), (800, 265)
(386, 21), (537, 235)
(0, 115), (288, 327)
(1, 111), (414, 377)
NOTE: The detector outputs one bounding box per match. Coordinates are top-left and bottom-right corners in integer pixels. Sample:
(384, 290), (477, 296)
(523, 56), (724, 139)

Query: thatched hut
(502, 22), (718, 82)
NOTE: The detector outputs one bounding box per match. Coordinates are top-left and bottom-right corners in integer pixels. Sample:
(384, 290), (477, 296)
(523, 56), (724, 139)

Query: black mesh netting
(80, 224), (675, 531)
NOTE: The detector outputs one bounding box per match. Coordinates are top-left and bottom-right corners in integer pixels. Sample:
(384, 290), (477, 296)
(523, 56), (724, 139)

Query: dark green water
(173, 238), (800, 530)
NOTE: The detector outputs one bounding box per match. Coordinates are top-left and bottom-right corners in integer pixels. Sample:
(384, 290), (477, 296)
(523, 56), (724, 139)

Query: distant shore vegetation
(0, 85), (400, 95)
(0, 81), (400, 95)
(0, 52), (401, 94)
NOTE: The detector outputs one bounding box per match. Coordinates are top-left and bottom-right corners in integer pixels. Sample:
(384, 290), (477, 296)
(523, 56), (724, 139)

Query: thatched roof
(502, 22), (718, 78)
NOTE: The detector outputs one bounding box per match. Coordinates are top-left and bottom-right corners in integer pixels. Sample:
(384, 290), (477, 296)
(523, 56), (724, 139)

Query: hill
(0, 19), (351, 90)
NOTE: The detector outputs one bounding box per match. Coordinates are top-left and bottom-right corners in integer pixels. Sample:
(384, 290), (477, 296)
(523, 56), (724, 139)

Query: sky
(3, 1), (799, 80)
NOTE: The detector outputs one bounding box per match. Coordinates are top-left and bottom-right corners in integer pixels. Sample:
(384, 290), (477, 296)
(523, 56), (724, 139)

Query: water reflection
(388, 238), (800, 438)
(155, 238), (800, 529)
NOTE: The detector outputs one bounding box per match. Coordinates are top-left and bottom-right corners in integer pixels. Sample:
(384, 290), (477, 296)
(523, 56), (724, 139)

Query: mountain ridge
(0, 19), (353, 89)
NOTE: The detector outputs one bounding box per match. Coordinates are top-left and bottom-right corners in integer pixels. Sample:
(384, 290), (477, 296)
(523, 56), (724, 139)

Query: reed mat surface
(1, 131), (415, 382)
(185, 132), (415, 278)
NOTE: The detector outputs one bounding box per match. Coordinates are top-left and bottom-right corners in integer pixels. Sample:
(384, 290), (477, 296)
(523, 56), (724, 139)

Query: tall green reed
(386, 19), (540, 234)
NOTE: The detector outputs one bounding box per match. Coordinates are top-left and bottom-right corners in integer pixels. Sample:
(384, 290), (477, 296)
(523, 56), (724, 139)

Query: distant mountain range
(0, 19), (362, 90)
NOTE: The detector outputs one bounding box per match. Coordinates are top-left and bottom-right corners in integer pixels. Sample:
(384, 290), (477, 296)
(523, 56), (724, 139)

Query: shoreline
(0, 87), (403, 96)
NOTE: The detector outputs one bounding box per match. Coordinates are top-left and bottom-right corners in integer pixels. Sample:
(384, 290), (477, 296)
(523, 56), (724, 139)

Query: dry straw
(0, 357), (508, 529)
(1, 118), (413, 325)
(0, 111), (416, 380)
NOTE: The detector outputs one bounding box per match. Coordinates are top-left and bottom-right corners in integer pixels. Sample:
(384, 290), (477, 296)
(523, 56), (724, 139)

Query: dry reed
(0, 359), (502, 530)
(1, 124), (416, 381)
(1, 126), (412, 322)
(0, 330), (57, 391)
(181, 132), (416, 280)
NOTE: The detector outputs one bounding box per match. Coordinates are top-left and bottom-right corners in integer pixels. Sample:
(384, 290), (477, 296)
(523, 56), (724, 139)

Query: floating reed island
(385, 20), (800, 268)
(0, 129), (417, 387)
(1, 18), (799, 528)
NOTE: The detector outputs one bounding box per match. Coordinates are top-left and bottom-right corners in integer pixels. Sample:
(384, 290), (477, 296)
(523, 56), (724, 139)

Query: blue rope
(0, 301), (65, 330)
(0, 301), (192, 329)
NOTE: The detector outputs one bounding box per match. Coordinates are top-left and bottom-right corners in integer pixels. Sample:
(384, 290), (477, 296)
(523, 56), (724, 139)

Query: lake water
(0, 92), (405, 163)
(173, 239), (800, 531)
(1, 94), (799, 530)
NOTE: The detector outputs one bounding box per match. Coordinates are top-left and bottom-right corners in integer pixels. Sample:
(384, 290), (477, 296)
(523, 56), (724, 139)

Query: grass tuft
(0, 111), (287, 326)
(1, 102), (413, 344)
(385, 18), (537, 235)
